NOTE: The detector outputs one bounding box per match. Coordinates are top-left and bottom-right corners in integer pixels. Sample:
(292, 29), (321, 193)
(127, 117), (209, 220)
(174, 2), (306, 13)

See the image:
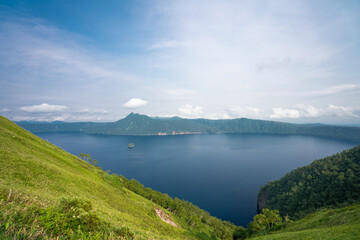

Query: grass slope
(0, 116), (229, 239)
(250, 204), (360, 239)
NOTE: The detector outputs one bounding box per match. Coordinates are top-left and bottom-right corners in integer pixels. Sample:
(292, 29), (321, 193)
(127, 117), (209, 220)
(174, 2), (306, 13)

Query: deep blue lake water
(36, 132), (357, 226)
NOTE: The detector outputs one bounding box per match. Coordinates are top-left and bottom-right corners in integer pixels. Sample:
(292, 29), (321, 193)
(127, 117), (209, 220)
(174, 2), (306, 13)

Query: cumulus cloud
(327, 105), (359, 118)
(20, 103), (67, 113)
(178, 104), (203, 117)
(228, 106), (260, 118)
(295, 104), (321, 117)
(270, 108), (300, 119)
(123, 98), (148, 108)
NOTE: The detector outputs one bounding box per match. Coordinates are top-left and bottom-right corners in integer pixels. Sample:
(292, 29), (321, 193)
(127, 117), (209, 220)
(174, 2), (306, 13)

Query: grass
(0, 116), (221, 239)
(251, 224), (360, 240)
(250, 204), (360, 240)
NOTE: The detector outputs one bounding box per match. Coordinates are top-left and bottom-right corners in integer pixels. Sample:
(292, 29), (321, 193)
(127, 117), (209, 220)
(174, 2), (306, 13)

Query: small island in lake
(128, 143), (135, 149)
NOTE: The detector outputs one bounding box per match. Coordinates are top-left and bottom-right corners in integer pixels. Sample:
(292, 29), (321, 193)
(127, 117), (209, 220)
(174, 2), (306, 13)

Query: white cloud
(296, 104), (321, 117)
(1, 108), (10, 112)
(123, 98), (148, 108)
(178, 104), (203, 117)
(228, 106), (260, 118)
(20, 103), (67, 113)
(204, 113), (231, 120)
(327, 105), (359, 118)
(270, 108), (300, 119)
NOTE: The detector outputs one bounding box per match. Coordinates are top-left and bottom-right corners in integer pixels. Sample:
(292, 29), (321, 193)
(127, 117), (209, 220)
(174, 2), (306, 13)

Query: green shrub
(233, 226), (246, 240)
(38, 197), (104, 235)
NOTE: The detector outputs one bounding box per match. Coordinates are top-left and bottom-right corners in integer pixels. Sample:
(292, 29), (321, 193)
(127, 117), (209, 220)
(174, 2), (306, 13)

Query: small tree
(78, 153), (98, 166)
(261, 208), (282, 228)
(247, 208), (285, 236)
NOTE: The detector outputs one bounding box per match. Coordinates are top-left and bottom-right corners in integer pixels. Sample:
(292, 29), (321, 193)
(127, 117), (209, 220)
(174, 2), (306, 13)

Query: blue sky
(0, 0), (360, 123)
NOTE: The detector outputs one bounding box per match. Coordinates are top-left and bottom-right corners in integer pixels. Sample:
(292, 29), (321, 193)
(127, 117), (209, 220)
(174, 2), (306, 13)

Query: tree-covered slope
(0, 116), (235, 239)
(17, 113), (360, 142)
(257, 145), (360, 219)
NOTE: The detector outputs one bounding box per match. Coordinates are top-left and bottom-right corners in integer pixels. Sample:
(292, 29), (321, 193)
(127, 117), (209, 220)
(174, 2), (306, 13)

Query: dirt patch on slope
(155, 208), (180, 228)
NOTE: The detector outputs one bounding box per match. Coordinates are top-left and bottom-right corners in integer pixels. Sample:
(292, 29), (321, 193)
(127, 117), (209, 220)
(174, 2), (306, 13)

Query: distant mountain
(86, 113), (211, 135)
(16, 112), (360, 142)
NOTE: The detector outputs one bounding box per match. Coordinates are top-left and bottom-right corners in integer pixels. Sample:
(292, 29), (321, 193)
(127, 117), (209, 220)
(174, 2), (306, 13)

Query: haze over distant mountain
(17, 113), (360, 142)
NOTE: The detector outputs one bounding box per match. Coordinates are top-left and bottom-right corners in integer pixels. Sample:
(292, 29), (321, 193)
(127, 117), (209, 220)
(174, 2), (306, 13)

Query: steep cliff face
(257, 188), (268, 213)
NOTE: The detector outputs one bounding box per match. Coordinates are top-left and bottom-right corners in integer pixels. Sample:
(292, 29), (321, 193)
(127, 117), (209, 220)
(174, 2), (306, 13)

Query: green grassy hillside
(250, 204), (360, 240)
(0, 116), (235, 239)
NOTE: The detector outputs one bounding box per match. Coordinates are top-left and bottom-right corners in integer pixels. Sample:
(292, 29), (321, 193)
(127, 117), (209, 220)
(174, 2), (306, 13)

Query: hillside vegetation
(258, 145), (360, 219)
(18, 112), (360, 142)
(249, 143), (360, 239)
(0, 116), (235, 239)
(249, 203), (360, 240)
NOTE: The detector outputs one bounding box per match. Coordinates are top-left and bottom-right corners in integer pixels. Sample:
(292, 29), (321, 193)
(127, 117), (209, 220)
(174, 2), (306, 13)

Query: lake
(36, 132), (357, 226)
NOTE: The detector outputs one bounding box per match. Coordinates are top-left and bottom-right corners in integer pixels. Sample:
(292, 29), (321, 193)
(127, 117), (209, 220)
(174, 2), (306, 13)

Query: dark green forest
(258, 145), (360, 219)
(17, 113), (360, 142)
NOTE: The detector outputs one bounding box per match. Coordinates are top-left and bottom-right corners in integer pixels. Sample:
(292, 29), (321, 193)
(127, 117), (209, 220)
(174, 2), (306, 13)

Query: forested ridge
(17, 112), (360, 142)
(258, 145), (360, 219)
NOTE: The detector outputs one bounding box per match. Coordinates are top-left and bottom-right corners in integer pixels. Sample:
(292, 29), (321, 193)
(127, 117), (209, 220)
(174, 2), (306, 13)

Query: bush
(233, 226), (246, 240)
(39, 197), (104, 235)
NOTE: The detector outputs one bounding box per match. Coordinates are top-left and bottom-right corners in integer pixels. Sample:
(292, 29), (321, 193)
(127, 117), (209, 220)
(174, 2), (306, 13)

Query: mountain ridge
(15, 112), (360, 142)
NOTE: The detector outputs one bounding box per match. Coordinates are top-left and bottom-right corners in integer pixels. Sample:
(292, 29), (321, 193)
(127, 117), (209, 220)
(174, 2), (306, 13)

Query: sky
(0, 0), (360, 124)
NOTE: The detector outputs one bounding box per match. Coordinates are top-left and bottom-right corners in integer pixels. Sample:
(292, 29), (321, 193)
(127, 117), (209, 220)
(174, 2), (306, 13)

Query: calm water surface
(36, 133), (357, 226)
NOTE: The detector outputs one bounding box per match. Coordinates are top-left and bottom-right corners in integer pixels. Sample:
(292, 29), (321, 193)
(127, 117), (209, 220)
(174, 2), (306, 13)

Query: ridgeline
(17, 112), (360, 142)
